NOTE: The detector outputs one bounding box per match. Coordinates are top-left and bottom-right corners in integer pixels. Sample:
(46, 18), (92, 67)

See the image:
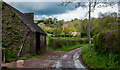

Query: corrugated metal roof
(5, 2), (47, 35)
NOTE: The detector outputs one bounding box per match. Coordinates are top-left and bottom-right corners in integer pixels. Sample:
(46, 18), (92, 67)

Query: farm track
(2, 47), (87, 69)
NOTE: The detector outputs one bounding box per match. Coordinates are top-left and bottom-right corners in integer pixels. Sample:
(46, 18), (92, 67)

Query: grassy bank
(48, 44), (87, 51)
(6, 52), (50, 62)
(81, 44), (120, 69)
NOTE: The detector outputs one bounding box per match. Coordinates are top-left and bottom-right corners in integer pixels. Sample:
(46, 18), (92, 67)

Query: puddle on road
(52, 61), (63, 68)
(61, 55), (68, 59)
(73, 48), (86, 69)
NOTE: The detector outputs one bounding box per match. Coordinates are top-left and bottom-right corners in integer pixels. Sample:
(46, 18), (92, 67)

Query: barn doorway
(36, 32), (40, 54)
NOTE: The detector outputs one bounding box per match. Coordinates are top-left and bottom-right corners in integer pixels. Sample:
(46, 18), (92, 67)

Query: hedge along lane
(47, 37), (93, 50)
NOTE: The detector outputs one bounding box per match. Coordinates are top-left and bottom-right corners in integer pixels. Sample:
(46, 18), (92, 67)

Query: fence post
(2, 48), (5, 63)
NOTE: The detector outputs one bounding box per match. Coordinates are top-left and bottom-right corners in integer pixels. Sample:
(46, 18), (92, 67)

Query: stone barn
(2, 2), (47, 62)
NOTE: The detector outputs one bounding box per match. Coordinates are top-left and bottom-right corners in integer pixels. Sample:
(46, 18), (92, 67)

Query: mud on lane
(2, 47), (87, 69)
(52, 47), (86, 69)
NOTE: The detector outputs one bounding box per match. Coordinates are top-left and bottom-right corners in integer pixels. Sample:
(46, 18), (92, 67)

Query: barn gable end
(2, 2), (47, 62)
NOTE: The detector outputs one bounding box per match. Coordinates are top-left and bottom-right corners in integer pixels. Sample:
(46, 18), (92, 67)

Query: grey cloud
(8, 2), (77, 16)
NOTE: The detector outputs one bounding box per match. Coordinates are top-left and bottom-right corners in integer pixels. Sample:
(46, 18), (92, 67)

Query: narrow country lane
(52, 47), (87, 69)
(2, 47), (87, 69)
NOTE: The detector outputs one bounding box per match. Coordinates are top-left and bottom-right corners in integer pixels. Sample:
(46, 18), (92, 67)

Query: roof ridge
(5, 2), (47, 35)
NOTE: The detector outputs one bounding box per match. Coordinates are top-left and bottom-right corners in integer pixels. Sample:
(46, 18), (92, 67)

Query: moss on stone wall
(2, 3), (34, 62)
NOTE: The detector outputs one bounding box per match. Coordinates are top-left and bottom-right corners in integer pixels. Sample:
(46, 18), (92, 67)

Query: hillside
(35, 14), (119, 37)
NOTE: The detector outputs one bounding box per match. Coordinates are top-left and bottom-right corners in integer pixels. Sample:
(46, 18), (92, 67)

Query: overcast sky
(3, 0), (118, 21)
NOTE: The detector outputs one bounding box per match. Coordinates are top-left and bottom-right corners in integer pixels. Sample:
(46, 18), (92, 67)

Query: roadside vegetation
(35, 12), (119, 69)
(81, 30), (120, 68)
(2, 1), (119, 69)
(47, 37), (93, 51)
(6, 52), (50, 62)
(81, 44), (120, 68)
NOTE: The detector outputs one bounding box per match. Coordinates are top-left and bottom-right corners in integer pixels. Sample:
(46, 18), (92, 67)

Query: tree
(53, 28), (61, 35)
(37, 20), (44, 23)
(58, 0), (116, 49)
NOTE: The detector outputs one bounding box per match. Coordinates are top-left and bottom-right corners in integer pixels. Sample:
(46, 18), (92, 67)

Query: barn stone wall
(40, 34), (47, 54)
(2, 3), (35, 62)
(2, 3), (47, 62)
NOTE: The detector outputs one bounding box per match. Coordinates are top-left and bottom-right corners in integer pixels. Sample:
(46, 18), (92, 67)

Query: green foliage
(93, 32), (103, 51)
(2, 2), (6, 10)
(11, 12), (15, 17)
(45, 27), (53, 33)
(81, 32), (87, 37)
(36, 13), (118, 38)
(37, 20), (44, 23)
(44, 18), (55, 24)
(62, 28), (70, 35)
(47, 37), (92, 50)
(93, 29), (120, 53)
(74, 18), (78, 20)
(102, 29), (120, 53)
(4, 51), (50, 63)
(7, 52), (50, 62)
(69, 25), (77, 32)
(81, 44), (120, 68)
(52, 28), (61, 35)
(76, 33), (81, 37)
(55, 44), (85, 51)
(2, 4), (34, 63)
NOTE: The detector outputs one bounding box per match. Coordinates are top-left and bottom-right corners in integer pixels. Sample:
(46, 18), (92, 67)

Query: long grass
(7, 52), (50, 62)
(49, 37), (93, 40)
(81, 44), (120, 69)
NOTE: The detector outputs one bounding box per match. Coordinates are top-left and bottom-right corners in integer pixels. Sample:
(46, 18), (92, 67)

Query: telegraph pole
(88, 0), (91, 49)
(0, 0), (2, 69)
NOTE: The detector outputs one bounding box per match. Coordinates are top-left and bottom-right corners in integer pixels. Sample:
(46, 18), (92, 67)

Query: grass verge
(48, 44), (88, 51)
(48, 37), (93, 40)
(7, 52), (50, 62)
(81, 44), (120, 69)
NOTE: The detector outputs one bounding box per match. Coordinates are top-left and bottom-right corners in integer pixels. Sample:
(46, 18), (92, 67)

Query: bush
(93, 32), (103, 51)
(76, 33), (81, 37)
(52, 28), (61, 35)
(48, 37), (92, 49)
(102, 29), (120, 53)
(93, 29), (120, 53)
(81, 44), (120, 68)
(81, 32), (87, 37)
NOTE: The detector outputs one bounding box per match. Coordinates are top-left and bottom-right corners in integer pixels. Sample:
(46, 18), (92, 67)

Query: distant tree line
(36, 12), (118, 37)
